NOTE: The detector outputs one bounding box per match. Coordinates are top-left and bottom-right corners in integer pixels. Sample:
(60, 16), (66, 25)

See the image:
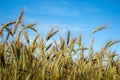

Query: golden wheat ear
(104, 40), (120, 49)
(76, 34), (82, 47)
(46, 28), (59, 41)
(60, 37), (65, 50)
(22, 23), (38, 34)
(69, 38), (76, 47)
(0, 22), (16, 37)
(2, 21), (16, 29)
(45, 42), (53, 51)
(67, 31), (70, 45)
(13, 10), (24, 34)
(104, 40), (112, 49)
(92, 25), (106, 33)
(32, 34), (39, 45)
(0, 30), (2, 37)
(107, 40), (120, 48)
(22, 31), (29, 44)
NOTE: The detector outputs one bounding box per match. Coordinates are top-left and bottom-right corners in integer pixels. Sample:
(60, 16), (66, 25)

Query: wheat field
(0, 10), (120, 80)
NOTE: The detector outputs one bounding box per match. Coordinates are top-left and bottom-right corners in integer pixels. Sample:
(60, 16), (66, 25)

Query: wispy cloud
(84, 7), (102, 12)
(26, 1), (79, 16)
(42, 6), (79, 16)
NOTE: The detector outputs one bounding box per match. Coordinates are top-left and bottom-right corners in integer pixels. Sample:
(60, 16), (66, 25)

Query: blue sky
(0, 0), (120, 54)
